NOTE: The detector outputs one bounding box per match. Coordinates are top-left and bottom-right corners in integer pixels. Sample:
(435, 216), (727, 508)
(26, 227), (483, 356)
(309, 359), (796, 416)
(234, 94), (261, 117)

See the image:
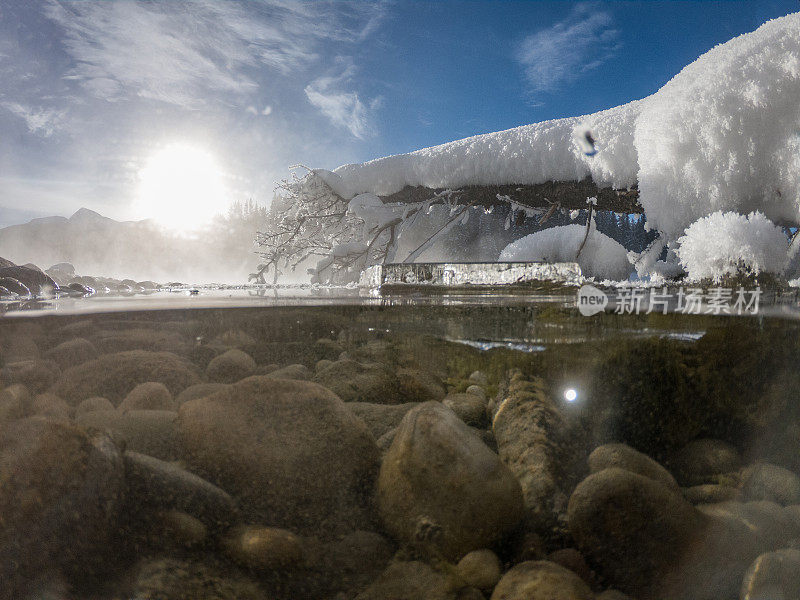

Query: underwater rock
(465, 384), (487, 401)
(129, 557), (265, 600)
(0, 358), (60, 393)
(75, 396), (115, 416)
(668, 438), (741, 487)
(313, 337), (344, 361)
(468, 370), (489, 387)
(158, 509), (207, 547)
(348, 401), (421, 439)
(91, 328), (191, 356)
(313, 359), (404, 403)
(596, 591), (634, 600)
(205, 348), (257, 383)
(77, 409), (180, 461)
(396, 367), (448, 402)
(0, 383), (29, 424)
(683, 484), (740, 504)
(546, 548), (595, 588)
(124, 451), (238, 530)
(443, 392), (488, 428)
(0, 418), (125, 600)
(567, 468), (701, 596)
(740, 549), (800, 600)
(492, 371), (573, 533)
(489, 560), (593, 600)
(455, 549), (503, 592)
(30, 393), (71, 419)
(697, 500), (800, 551)
(354, 560), (458, 600)
(741, 463), (800, 506)
(50, 350), (201, 405)
(118, 381), (176, 413)
(570, 467), (766, 600)
(43, 337), (99, 370)
(377, 401), (524, 560)
(264, 363), (311, 380)
(221, 525), (305, 571)
(322, 530), (395, 594)
(588, 443), (679, 491)
(175, 382), (229, 405)
(178, 376), (379, 536)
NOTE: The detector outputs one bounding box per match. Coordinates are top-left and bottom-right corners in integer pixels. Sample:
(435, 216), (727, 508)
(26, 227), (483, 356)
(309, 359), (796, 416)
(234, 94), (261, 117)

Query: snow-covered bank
(280, 12), (800, 282)
(322, 12), (800, 240)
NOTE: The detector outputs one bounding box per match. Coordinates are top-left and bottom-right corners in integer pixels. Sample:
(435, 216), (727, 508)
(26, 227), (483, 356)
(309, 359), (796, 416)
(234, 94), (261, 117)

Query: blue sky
(1, 0), (798, 227)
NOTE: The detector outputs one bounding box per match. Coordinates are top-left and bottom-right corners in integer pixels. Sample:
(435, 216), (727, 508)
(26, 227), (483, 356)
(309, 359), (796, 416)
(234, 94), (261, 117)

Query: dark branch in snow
(381, 177), (643, 214)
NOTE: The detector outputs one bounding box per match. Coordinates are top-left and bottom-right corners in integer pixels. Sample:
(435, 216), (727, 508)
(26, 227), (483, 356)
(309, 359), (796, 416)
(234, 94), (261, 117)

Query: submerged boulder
(44, 337), (99, 370)
(0, 418), (125, 600)
(50, 350), (201, 405)
(178, 376), (379, 536)
(205, 349), (257, 383)
(589, 443), (678, 490)
(490, 560), (594, 600)
(377, 402), (524, 560)
(313, 359), (403, 403)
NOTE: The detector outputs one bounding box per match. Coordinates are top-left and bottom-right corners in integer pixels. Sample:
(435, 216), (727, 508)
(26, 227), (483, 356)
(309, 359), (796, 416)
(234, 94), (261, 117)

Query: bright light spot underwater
(564, 388), (578, 402)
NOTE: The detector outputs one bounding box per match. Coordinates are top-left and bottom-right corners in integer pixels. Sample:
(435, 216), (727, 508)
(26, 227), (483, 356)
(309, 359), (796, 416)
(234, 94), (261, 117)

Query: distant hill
(0, 208), (260, 283)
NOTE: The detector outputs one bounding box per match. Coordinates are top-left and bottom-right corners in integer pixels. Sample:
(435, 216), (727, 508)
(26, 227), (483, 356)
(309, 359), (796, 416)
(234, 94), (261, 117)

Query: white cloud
(1, 102), (66, 137)
(304, 60), (377, 139)
(516, 2), (620, 96)
(42, 0), (387, 109)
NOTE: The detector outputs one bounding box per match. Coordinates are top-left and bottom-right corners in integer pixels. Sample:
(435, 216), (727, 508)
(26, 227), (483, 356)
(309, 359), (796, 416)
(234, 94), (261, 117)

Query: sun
(136, 144), (227, 233)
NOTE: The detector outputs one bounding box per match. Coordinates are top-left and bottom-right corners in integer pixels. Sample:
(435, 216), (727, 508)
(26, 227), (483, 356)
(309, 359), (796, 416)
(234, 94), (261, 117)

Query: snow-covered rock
(675, 211), (789, 281)
(499, 224), (632, 281)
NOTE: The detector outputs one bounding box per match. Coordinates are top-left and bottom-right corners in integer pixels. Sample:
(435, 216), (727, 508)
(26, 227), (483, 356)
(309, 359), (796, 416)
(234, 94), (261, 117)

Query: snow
(675, 211), (789, 281)
(499, 223), (632, 280)
(635, 14), (800, 240)
(288, 12), (800, 282)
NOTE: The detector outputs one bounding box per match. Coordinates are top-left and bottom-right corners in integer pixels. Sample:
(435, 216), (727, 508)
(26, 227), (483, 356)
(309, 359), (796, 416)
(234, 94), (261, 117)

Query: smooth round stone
(740, 549), (800, 600)
(741, 463), (800, 506)
(669, 438), (741, 486)
(468, 371), (488, 387)
(264, 363), (311, 380)
(175, 383), (229, 405)
(205, 349), (257, 384)
(118, 382), (176, 413)
(465, 385), (487, 401)
(160, 510), (207, 547)
(222, 525), (305, 571)
(456, 549), (502, 592)
(683, 484), (740, 504)
(443, 393), (488, 427)
(75, 396), (115, 417)
(490, 561), (593, 600)
(589, 443), (678, 490)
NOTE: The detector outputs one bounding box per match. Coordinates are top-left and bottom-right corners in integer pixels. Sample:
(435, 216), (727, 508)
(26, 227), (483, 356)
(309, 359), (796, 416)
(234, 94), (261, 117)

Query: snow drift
(675, 211), (789, 282)
(499, 223), (632, 281)
(290, 12), (800, 281)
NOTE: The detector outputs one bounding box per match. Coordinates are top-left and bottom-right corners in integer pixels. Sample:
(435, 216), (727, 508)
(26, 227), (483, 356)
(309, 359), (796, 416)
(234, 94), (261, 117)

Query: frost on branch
(253, 168), (438, 284)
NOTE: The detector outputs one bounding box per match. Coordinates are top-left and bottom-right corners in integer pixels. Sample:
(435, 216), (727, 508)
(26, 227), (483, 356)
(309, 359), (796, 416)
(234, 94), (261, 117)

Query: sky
(1, 0), (798, 229)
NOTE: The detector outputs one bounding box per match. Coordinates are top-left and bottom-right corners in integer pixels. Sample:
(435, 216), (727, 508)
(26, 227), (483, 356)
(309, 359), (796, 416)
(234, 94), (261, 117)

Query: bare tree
(253, 167), (642, 284)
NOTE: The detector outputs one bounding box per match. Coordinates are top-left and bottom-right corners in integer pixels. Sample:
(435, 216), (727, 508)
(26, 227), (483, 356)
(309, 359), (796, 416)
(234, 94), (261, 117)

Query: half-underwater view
(3, 2), (800, 599)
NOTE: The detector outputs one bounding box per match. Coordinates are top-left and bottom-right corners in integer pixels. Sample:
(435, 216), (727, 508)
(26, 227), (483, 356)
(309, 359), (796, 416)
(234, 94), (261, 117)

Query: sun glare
(136, 144), (227, 233)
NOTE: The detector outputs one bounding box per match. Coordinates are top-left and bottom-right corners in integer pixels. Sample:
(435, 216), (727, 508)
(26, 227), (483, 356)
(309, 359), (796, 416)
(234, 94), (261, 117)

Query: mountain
(0, 208), (259, 283)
